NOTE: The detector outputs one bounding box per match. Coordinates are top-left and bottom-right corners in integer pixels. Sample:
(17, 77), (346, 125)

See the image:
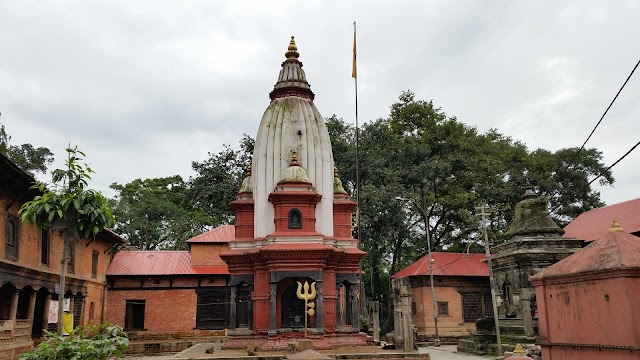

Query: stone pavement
(123, 344), (493, 360)
(418, 345), (493, 360)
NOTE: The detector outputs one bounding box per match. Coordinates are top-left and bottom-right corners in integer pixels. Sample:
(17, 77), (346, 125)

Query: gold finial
(285, 35), (300, 59)
(513, 343), (526, 354)
(290, 151), (300, 166)
(609, 220), (624, 232)
(246, 163), (252, 177)
(334, 166), (339, 178)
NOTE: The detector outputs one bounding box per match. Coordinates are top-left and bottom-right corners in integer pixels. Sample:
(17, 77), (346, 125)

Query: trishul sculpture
(296, 281), (317, 337)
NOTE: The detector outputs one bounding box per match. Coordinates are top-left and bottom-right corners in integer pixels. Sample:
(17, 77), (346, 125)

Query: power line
(587, 139), (640, 186)
(565, 58), (640, 171)
(508, 58), (640, 236)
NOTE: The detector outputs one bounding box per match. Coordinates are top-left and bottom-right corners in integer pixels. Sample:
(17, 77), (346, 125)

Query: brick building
(391, 252), (491, 339)
(105, 225), (231, 336)
(0, 153), (125, 359)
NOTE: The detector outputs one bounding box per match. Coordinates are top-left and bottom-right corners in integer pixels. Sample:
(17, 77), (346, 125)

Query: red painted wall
(536, 276), (640, 360)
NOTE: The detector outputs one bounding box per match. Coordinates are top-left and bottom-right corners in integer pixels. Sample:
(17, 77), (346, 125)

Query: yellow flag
(352, 26), (357, 79)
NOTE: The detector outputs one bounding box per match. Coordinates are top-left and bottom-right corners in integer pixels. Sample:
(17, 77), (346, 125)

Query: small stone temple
(491, 184), (582, 339)
(220, 37), (367, 347)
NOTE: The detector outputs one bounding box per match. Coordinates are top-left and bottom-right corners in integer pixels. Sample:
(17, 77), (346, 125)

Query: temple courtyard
(123, 345), (491, 360)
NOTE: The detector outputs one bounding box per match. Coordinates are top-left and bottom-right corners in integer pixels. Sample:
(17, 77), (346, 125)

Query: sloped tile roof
(107, 250), (228, 276)
(533, 225), (640, 280)
(564, 198), (640, 242)
(391, 252), (489, 278)
(186, 225), (235, 243)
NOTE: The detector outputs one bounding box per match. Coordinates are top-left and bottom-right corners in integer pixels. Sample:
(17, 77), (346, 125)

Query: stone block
(296, 339), (315, 351)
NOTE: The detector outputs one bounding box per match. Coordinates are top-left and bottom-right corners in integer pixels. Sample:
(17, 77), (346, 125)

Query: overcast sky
(1, 1), (638, 206)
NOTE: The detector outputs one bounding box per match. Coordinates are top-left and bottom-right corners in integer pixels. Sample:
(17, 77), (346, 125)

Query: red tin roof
(107, 251), (229, 276)
(564, 198), (640, 242)
(186, 225), (235, 243)
(533, 222), (640, 280)
(391, 252), (489, 278)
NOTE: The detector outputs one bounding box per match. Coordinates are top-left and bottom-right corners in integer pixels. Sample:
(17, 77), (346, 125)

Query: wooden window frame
(91, 250), (99, 278)
(437, 301), (449, 317)
(5, 215), (19, 260)
(41, 228), (50, 265)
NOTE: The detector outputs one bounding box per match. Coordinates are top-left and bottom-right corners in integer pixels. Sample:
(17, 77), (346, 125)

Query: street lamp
(395, 196), (440, 346)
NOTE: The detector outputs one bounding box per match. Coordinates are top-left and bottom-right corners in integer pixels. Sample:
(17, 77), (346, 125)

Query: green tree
(109, 176), (203, 250)
(187, 134), (254, 227)
(327, 91), (614, 331)
(19, 146), (114, 335)
(108, 135), (254, 250)
(0, 123), (54, 175)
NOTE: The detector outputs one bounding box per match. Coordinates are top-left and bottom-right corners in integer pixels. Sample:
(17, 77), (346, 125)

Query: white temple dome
(252, 37), (334, 238)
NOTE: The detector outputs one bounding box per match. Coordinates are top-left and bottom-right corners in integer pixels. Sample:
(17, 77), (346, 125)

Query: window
(5, 216), (19, 260)
(437, 302), (449, 317)
(288, 208), (302, 229)
(411, 301), (417, 316)
(67, 241), (75, 274)
(125, 300), (145, 330)
(461, 292), (493, 323)
(89, 302), (95, 322)
(41, 229), (50, 265)
(91, 251), (99, 278)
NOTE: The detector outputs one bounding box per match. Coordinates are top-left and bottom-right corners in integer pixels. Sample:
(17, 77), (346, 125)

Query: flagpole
(353, 21), (371, 303)
(353, 21), (361, 244)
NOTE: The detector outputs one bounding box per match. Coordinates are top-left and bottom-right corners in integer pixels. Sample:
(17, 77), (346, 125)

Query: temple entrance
(281, 283), (305, 328)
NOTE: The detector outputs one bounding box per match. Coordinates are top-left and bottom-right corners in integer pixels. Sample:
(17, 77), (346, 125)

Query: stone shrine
(491, 184), (582, 338)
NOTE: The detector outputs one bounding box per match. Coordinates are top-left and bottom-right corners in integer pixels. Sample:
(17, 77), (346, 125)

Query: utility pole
(475, 205), (502, 357)
(396, 196), (440, 346)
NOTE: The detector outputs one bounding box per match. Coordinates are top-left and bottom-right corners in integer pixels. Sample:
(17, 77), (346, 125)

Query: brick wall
(409, 275), (491, 337)
(106, 289), (197, 333)
(190, 243), (229, 266)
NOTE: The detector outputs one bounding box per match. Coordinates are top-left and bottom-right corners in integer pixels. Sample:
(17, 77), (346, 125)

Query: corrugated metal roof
(186, 225), (235, 243)
(533, 226), (640, 280)
(107, 251), (229, 275)
(564, 198), (640, 242)
(391, 252), (489, 278)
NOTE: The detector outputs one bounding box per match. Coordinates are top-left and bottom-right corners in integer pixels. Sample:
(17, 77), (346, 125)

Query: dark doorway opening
(236, 286), (251, 328)
(281, 283), (305, 328)
(32, 288), (49, 338)
(125, 300), (145, 330)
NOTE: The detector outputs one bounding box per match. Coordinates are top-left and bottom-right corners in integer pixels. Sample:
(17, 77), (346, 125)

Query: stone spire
(252, 37), (334, 238)
(333, 166), (348, 194)
(238, 164), (253, 194)
(280, 151), (310, 183)
(505, 182), (564, 238)
(269, 36), (315, 101)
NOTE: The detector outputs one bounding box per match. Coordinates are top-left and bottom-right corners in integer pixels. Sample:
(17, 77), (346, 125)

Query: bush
(19, 323), (129, 360)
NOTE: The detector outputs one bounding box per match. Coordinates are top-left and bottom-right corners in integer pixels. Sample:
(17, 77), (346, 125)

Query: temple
(220, 37), (367, 344)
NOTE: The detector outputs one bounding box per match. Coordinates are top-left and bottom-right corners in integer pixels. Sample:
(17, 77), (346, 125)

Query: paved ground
(419, 345), (493, 360)
(124, 345), (492, 360)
